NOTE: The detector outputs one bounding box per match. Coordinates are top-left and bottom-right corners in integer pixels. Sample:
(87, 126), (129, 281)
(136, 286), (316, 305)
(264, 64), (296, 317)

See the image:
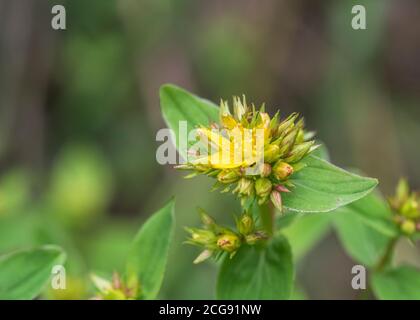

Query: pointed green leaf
(0, 245), (66, 300)
(160, 84), (219, 159)
(282, 155), (378, 213)
(217, 235), (293, 299)
(126, 199), (175, 299)
(372, 266), (420, 300)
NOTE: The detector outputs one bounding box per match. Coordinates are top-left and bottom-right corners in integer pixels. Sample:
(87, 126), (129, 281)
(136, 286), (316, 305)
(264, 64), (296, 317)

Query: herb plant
(160, 84), (380, 299)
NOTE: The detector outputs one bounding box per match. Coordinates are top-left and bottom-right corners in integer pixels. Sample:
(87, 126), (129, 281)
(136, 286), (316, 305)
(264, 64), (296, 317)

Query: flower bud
(284, 141), (314, 163)
(401, 197), (420, 219)
(261, 163), (272, 178)
(295, 128), (305, 144)
(401, 219), (416, 235)
(186, 228), (217, 246)
(264, 144), (280, 163)
(235, 178), (254, 196)
(237, 213), (254, 235)
(217, 170), (240, 184)
(273, 161), (294, 180)
(270, 190), (283, 212)
(277, 113), (298, 136)
(280, 127), (299, 153)
(255, 178), (272, 198)
(217, 233), (241, 253)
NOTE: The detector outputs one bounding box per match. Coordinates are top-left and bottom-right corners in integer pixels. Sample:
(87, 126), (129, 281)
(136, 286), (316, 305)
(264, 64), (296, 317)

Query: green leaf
(126, 198), (175, 299)
(333, 192), (398, 267)
(281, 212), (332, 261)
(282, 155), (378, 213)
(217, 235), (293, 299)
(372, 266), (420, 300)
(333, 191), (398, 237)
(0, 245), (66, 300)
(334, 211), (390, 267)
(159, 84), (219, 159)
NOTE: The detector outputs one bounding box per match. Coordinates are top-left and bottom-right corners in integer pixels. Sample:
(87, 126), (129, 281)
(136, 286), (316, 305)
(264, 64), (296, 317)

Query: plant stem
(259, 203), (275, 236)
(374, 237), (398, 272)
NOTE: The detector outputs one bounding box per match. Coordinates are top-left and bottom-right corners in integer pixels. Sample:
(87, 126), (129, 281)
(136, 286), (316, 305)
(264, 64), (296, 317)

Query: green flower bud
(186, 228), (217, 247)
(255, 178), (272, 199)
(401, 219), (416, 235)
(264, 144), (280, 163)
(237, 213), (254, 235)
(217, 233), (241, 253)
(217, 170), (240, 184)
(272, 161), (294, 180)
(277, 113), (298, 136)
(280, 127), (299, 154)
(284, 141), (314, 163)
(401, 197), (420, 219)
(295, 128), (305, 144)
(235, 178), (254, 196)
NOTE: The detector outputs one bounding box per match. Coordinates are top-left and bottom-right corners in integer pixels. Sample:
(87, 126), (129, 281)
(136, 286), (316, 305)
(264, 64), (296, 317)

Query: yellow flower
(178, 95), (317, 210)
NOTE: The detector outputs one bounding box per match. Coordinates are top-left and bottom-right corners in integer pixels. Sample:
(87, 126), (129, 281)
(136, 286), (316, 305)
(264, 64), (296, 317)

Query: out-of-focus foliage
(0, 246), (66, 299)
(46, 145), (113, 227)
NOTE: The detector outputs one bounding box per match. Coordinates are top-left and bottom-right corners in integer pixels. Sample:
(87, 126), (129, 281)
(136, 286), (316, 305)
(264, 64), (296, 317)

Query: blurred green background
(0, 0), (419, 299)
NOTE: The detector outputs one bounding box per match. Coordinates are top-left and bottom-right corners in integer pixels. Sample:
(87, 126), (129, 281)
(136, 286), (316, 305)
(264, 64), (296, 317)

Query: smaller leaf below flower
(216, 234), (293, 300)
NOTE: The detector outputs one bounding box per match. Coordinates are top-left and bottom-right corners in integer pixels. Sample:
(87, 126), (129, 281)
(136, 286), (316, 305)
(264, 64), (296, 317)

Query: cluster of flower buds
(176, 96), (318, 212)
(91, 272), (139, 300)
(389, 179), (420, 235)
(185, 208), (267, 263)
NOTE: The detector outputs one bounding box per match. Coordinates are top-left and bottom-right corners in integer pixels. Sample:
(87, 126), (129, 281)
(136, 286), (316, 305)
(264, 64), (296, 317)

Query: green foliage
(217, 235), (293, 299)
(334, 211), (390, 267)
(0, 169), (30, 216)
(160, 84), (219, 159)
(281, 155), (378, 213)
(0, 246), (66, 300)
(333, 192), (397, 267)
(47, 145), (113, 227)
(126, 199), (175, 299)
(372, 266), (420, 300)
